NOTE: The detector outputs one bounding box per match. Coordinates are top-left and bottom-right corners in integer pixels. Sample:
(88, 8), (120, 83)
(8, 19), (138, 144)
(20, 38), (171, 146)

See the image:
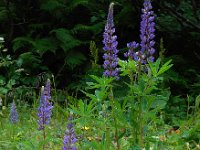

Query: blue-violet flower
(103, 2), (119, 79)
(37, 80), (53, 130)
(62, 115), (77, 150)
(140, 0), (156, 62)
(10, 101), (18, 124)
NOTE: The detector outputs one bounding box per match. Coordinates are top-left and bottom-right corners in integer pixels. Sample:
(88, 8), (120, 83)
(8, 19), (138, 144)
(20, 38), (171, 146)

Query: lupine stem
(109, 86), (120, 150)
(42, 111), (46, 150)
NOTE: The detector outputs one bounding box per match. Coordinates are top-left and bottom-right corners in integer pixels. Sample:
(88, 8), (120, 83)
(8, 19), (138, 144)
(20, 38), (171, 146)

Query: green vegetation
(0, 0), (200, 149)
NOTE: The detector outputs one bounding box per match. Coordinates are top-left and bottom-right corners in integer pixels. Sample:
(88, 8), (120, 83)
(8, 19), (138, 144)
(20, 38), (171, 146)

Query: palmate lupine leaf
(157, 59), (173, 76)
(148, 58), (173, 77)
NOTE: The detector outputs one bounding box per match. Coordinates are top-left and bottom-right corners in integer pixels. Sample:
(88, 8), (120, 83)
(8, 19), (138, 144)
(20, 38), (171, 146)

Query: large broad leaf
(51, 28), (83, 52)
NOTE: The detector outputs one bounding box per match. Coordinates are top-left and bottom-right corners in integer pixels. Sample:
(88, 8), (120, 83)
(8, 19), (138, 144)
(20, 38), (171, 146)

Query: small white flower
(0, 37), (4, 41)
(2, 48), (7, 52)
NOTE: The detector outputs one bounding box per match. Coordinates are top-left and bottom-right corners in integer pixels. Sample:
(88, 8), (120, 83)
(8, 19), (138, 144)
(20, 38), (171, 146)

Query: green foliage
(148, 58), (173, 77)
(89, 41), (99, 68)
(51, 28), (83, 52)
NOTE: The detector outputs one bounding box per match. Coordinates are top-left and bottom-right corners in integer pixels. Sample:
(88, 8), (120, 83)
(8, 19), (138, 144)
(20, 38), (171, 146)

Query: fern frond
(0, 7), (8, 21)
(29, 23), (48, 30)
(68, 0), (89, 10)
(40, 0), (65, 11)
(33, 38), (57, 55)
(71, 22), (104, 35)
(12, 37), (34, 51)
(51, 28), (83, 52)
(65, 51), (87, 69)
(19, 52), (41, 67)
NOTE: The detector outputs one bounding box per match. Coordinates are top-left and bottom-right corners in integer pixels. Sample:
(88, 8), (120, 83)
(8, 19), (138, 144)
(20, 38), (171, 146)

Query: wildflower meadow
(0, 0), (200, 150)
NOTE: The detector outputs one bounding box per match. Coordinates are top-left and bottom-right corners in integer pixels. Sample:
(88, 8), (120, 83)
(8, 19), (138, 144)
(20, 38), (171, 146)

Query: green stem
(52, 75), (57, 103)
(42, 126), (46, 150)
(109, 87), (120, 150)
(139, 108), (144, 148)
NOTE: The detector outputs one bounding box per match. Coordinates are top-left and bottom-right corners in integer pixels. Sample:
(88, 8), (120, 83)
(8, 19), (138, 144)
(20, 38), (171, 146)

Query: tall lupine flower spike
(10, 101), (18, 124)
(37, 81), (53, 130)
(44, 79), (51, 101)
(103, 2), (119, 80)
(140, 0), (156, 62)
(62, 115), (77, 150)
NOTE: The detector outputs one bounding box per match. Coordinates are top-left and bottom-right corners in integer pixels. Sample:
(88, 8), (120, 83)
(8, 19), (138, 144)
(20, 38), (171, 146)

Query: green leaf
(71, 22), (104, 35)
(19, 52), (41, 68)
(148, 58), (161, 77)
(12, 37), (34, 51)
(119, 59), (137, 76)
(0, 8), (8, 22)
(148, 59), (173, 77)
(65, 51), (86, 69)
(68, 0), (89, 10)
(195, 95), (200, 112)
(157, 59), (173, 76)
(51, 28), (83, 52)
(33, 38), (57, 54)
(40, 0), (65, 11)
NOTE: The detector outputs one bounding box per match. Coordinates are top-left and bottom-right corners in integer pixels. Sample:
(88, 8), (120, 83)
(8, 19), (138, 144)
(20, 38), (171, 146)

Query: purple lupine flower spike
(62, 115), (77, 150)
(44, 79), (51, 101)
(37, 84), (53, 130)
(103, 2), (119, 80)
(10, 101), (18, 124)
(140, 0), (156, 62)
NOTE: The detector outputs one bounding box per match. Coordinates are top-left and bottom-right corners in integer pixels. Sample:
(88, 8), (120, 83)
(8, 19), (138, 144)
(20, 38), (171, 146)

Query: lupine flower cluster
(124, 41), (140, 61)
(103, 2), (119, 79)
(124, 0), (156, 64)
(37, 79), (53, 130)
(140, 0), (155, 62)
(62, 115), (77, 150)
(10, 101), (18, 124)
